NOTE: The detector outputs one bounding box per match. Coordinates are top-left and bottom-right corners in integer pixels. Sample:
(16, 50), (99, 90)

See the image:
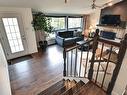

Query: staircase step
(53, 80), (77, 95)
(73, 82), (94, 95)
(38, 79), (106, 95)
(62, 80), (85, 95)
(74, 82), (107, 95)
(38, 79), (67, 95)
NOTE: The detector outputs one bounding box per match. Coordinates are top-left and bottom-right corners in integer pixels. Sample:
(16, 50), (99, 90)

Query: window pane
(11, 33), (17, 39)
(11, 46), (16, 53)
(2, 18), (8, 26)
(7, 34), (12, 39)
(68, 17), (82, 29)
(16, 33), (21, 38)
(8, 18), (13, 25)
(4, 26), (11, 33)
(8, 40), (14, 47)
(12, 18), (18, 25)
(13, 40), (18, 46)
(50, 17), (65, 30)
(14, 26), (20, 33)
(10, 26), (15, 33)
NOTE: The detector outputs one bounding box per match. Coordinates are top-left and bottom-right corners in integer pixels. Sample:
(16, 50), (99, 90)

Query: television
(100, 15), (121, 26)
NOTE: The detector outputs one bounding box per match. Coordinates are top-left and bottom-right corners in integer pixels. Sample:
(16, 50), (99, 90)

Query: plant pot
(39, 40), (48, 52)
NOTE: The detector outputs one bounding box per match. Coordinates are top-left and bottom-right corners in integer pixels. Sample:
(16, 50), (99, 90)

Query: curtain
(83, 15), (90, 37)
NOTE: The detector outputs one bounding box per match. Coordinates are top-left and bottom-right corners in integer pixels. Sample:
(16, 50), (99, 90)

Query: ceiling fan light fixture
(108, 2), (113, 6)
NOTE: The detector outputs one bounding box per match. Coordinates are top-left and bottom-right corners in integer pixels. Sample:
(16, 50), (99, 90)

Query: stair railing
(63, 39), (93, 77)
(63, 29), (127, 95)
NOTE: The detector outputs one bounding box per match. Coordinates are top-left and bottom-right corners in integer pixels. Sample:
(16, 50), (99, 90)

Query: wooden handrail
(65, 39), (93, 52)
(65, 37), (122, 52)
(65, 37), (122, 53)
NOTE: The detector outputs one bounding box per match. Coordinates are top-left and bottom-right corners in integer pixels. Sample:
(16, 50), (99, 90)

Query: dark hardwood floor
(9, 45), (64, 95)
(8, 45), (106, 95)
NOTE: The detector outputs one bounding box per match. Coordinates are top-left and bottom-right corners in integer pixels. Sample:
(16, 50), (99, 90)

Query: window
(68, 17), (83, 29)
(50, 17), (66, 31)
(2, 18), (24, 53)
(46, 16), (84, 45)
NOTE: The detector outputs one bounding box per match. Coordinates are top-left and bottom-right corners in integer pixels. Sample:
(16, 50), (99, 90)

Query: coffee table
(76, 40), (92, 51)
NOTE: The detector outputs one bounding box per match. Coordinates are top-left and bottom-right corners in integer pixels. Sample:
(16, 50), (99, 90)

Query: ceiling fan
(64, 0), (113, 8)
(91, 0), (113, 9)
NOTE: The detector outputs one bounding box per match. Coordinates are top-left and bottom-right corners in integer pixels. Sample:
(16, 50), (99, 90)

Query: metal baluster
(74, 48), (78, 77)
(63, 48), (66, 76)
(79, 45), (83, 77)
(66, 52), (69, 76)
(84, 44), (90, 78)
(70, 50), (73, 76)
(95, 43), (104, 83)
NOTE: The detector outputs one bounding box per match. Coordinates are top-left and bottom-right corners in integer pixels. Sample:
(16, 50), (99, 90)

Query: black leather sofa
(56, 31), (84, 47)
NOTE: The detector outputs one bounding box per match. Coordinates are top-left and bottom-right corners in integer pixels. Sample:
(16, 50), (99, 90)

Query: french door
(0, 13), (28, 60)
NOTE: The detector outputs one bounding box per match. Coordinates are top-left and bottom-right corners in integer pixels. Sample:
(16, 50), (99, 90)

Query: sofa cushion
(74, 31), (82, 37)
(58, 31), (74, 38)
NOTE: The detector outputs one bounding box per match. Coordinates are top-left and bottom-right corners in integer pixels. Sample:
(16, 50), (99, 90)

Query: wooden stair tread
(73, 82), (92, 95)
(74, 82), (106, 95)
(53, 80), (77, 95)
(38, 79), (107, 95)
(62, 80), (85, 95)
(38, 79), (66, 95)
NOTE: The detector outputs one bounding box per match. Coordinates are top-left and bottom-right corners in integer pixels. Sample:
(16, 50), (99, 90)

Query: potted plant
(32, 12), (53, 51)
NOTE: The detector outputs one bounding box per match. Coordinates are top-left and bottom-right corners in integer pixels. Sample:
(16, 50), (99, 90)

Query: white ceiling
(0, 0), (122, 14)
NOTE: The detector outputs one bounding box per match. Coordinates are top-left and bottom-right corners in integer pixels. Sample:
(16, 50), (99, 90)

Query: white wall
(89, 9), (101, 29)
(0, 7), (37, 54)
(0, 42), (12, 95)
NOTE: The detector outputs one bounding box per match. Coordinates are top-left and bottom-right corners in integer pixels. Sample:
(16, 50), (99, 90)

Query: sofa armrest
(57, 36), (64, 40)
(56, 36), (64, 46)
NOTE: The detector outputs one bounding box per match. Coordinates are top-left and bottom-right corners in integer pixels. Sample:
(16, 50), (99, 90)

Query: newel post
(88, 29), (99, 80)
(107, 34), (127, 95)
(63, 47), (66, 76)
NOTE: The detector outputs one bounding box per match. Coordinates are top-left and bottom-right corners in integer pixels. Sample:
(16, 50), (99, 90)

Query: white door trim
(0, 13), (28, 60)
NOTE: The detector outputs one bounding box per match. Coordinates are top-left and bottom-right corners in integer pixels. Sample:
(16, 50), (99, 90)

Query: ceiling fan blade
(91, 0), (113, 9)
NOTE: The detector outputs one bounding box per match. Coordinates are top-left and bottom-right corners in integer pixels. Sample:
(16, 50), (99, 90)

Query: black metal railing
(63, 39), (93, 78)
(63, 30), (127, 94)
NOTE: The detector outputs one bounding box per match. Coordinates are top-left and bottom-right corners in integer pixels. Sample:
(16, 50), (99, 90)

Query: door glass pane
(8, 18), (13, 25)
(14, 26), (20, 33)
(2, 18), (24, 53)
